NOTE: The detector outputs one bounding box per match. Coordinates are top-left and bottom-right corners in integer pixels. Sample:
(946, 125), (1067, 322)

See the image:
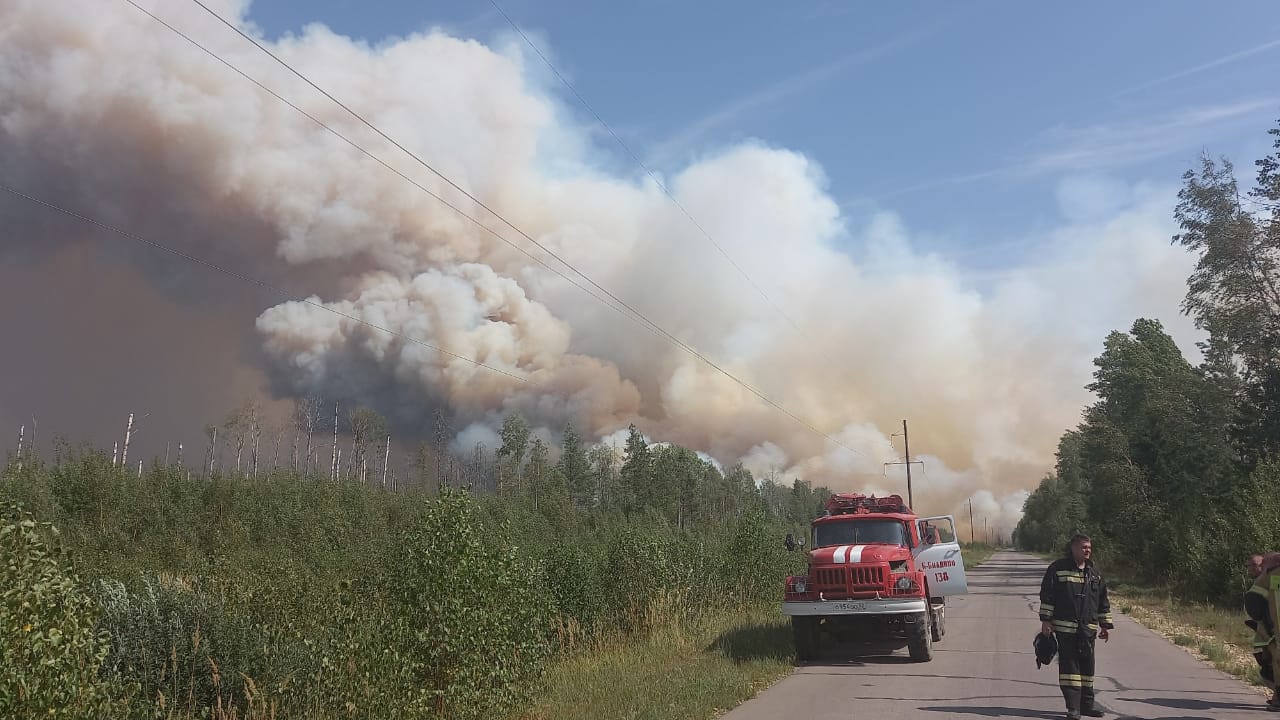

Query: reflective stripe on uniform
(1051, 619), (1099, 633)
(1056, 570), (1086, 583)
(1059, 673), (1084, 687)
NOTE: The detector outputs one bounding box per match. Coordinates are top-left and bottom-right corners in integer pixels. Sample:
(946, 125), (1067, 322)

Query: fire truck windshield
(814, 519), (909, 548)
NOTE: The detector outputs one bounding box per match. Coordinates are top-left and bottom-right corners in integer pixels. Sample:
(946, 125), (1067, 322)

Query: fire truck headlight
(793, 578), (807, 594)
(895, 576), (916, 592)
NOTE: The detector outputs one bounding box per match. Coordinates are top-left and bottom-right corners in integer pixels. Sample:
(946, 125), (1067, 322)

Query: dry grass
(1107, 580), (1268, 695)
(517, 604), (793, 720)
(961, 542), (998, 569)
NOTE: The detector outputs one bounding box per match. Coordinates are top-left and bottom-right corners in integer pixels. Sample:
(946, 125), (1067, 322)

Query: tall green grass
(1, 449), (802, 718)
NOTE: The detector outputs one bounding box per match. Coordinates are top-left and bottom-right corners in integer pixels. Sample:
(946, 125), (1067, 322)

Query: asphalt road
(724, 551), (1267, 720)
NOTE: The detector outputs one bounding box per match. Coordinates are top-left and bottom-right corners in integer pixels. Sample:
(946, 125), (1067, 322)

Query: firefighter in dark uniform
(1039, 534), (1113, 719)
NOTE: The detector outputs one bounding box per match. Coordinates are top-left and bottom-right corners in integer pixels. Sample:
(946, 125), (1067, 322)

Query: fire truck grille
(814, 565), (884, 592)
(850, 566), (884, 589)
(815, 568), (845, 589)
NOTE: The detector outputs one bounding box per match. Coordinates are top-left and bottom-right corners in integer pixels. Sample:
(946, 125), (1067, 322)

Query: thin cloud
(647, 29), (929, 167)
(1025, 98), (1276, 174)
(864, 169), (1006, 202)
(857, 98), (1277, 203)
(1111, 38), (1280, 99)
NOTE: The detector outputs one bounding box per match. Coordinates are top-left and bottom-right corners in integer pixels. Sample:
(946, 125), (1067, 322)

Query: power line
(486, 0), (806, 334)
(119, 0), (629, 323)
(176, 0), (663, 331)
(0, 181), (530, 384)
(118, 0), (862, 455)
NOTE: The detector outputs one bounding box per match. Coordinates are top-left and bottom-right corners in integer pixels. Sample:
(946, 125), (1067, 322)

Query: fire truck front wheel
(792, 616), (820, 662)
(907, 611), (934, 662)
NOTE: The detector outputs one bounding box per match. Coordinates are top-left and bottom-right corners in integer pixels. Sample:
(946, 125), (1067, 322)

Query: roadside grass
(522, 544), (1002, 720)
(1104, 577), (1266, 691)
(517, 604), (794, 720)
(961, 542), (998, 569)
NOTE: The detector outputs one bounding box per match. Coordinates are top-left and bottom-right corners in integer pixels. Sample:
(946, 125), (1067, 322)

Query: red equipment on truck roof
(824, 493), (910, 515)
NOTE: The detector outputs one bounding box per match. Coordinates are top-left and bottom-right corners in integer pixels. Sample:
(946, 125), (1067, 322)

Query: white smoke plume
(0, 0), (1206, 535)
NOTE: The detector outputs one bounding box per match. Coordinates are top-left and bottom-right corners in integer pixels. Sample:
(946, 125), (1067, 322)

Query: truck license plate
(833, 601), (866, 612)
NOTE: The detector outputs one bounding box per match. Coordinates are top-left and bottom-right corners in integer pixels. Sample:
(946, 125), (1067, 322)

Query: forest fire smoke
(0, 0), (1204, 533)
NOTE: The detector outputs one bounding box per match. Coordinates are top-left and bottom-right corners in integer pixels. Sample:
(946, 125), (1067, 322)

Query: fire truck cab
(781, 493), (968, 662)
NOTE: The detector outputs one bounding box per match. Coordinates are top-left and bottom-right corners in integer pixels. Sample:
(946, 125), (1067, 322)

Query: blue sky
(245, 1), (1280, 272)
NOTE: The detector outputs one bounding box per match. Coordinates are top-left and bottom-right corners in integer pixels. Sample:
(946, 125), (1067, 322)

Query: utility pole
(883, 419), (923, 508)
(903, 419), (913, 509)
(968, 498), (975, 544)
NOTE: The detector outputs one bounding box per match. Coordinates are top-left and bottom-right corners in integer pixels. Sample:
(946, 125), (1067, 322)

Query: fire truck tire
(908, 612), (933, 662)
(931, 604), (945, 641)
(792, 616), (820, 662)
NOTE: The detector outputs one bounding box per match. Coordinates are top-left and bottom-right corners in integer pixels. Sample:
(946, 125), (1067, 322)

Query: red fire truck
(781, 493), (968, 662)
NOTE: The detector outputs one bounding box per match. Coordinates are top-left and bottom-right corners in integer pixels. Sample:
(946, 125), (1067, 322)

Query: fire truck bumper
(781, 598), (927, 616)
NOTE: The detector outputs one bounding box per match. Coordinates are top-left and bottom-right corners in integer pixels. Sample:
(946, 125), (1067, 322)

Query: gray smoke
(0, 0), (1205, 534)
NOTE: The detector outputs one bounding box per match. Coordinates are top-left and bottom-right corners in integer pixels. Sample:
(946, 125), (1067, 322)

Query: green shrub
(385, 490), (554, 719)
(0, 502), (118, 718)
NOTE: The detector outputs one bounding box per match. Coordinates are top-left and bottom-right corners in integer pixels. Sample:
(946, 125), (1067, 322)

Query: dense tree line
(492, 416), (832, 530)
(194, 396), (834, 533)
(1014, 120), (1280, 601)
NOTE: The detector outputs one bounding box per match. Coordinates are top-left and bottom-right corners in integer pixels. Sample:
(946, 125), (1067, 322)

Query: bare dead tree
(331, 401), (339, 481)
(293, 396), (323, 474)
(346, 408), (388, 486)
(382, 434), (391, 490)
(205, 425), (218, 476)
(348, 433), (359, 483)
(219, 401), (259, 476)
(121, 413), (135, 468)
(250, 412), (262, 478)
(177, 442), (183, 467)
(15, 424), (23, 472)
(231, 419), (245, 474)
(272, 427), (282, 471)
(113, 441), (119, 467)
